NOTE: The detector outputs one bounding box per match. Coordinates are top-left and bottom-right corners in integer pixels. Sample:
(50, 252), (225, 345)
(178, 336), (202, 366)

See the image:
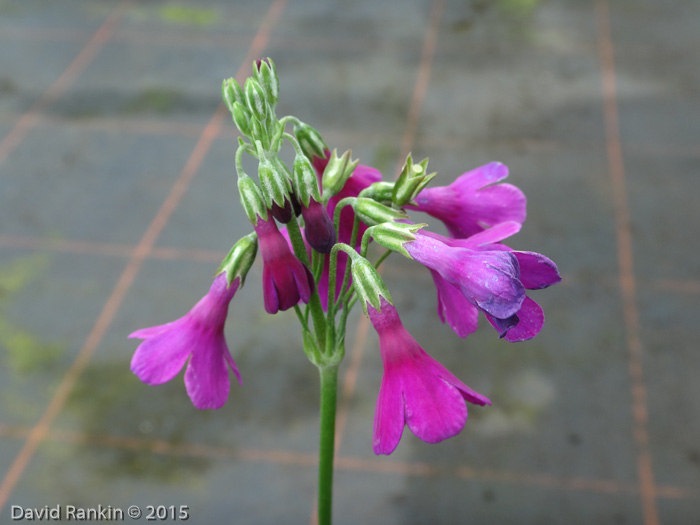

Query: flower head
(368, 298), (490, 455)
(254, 215), (314, 314)
(129, 272), (242, 409)
(409, 162), (526, 238)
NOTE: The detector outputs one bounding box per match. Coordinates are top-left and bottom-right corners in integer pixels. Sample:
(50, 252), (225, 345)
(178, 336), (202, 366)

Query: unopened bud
(222, 77), (245, 113)
(270, 198), (293, 223)
(231, 101), (252, 137)
(238, 174), (268, 223)
(294, 121), (327, 161)
(253, 57), (280, 106)
(359, 181), (394, 203)
(244, 77), (268, 123)
(352, 197), (408, 226)
(348, 254), (392, 315)
(292, 154), (321, 208)
(258, 157), (289, 210)
(301, 199), (336, 253)
(366, 222), (427, 258)
(217, 232), (258, 287)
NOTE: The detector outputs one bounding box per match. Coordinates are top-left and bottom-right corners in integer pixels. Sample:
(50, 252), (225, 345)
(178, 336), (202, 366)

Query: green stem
(317, 364), (338, 525)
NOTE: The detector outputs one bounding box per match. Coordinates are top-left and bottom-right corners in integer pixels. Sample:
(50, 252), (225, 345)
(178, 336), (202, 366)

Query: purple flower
(129, 273), (242, 410)
(368, 298), (490, 455)
(404, 229), (526, 321)
(421, 222), (561, 341)
(408, 162), (526, 238)
(254, 215), (314, 314)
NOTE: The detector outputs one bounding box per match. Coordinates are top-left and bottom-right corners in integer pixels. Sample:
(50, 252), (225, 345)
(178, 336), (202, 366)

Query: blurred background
(1, 0), (698, 523)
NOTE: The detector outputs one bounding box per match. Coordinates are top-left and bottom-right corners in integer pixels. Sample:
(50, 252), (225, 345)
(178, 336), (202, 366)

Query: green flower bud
(352, 197), (408, 226)
(222, 77), (245, 113)
(244, 77), (268, 123)
(238, 173), (268, 223)
(393, 154), (436, 207)
(258, 156), (289, 209)
(232, 101), (252, 137)
(366, 222), (427, 259)
(253, 58), (280, 106)
(217, 232), (258, 287)
(349, 255), (392, 316)
(358, 181), (394, 203)
(292, 153), (321, 208)
(293, 121), (327, 160)
(322, 149), (359, 198)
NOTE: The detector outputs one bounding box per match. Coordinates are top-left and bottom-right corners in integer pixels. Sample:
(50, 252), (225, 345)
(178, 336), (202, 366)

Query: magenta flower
(408, 162), (526, 238)
(368, 298), (490, 455)
(422, 222), (561, 341)
(254, 215), (314, 314)
(129, 272), (242, 409)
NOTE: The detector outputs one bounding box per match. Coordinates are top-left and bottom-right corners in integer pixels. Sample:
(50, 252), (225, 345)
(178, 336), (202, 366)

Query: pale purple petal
(488, 296), (545, 342)
(514, 251), (562, 290)
(130, 323), (193, 385)
(184, 338), (231, 409)
(129, 322), (174, 340)
(431, 270), (479, 338)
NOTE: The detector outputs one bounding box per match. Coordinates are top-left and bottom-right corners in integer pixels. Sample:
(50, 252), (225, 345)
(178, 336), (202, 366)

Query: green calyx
(322, 149), (359, 199)
(351, 197), (408, 226)
(365, 222), (427, 259)
(393, 154), (436, 207)
(216, 232), (258, 287)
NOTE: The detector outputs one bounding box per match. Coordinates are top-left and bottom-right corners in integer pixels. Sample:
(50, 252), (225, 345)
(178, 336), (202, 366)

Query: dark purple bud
(301, 199), (336, 253)
(290, 193), (302, 216)
(270, 198), (293, 223)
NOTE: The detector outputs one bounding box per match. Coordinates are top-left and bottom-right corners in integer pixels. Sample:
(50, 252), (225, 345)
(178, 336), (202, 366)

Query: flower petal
(432, 270), (479, 338)
(402, 357), (468, 444)
(130, 323), (193, 385)
(184, 337), (232, 409)
(372, 368), (405, 455)
(498, 296), (545, 342)
(514, 251), (562, 290)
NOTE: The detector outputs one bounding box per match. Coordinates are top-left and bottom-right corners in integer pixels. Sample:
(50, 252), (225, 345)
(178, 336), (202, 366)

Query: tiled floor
(0, 0), (698, 523)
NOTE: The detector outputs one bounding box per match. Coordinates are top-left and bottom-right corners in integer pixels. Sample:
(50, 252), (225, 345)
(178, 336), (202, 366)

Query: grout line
(0, 424), (695, 500)
(4, 233), (698, 297)
(394, 0), (445, 178)
(0, 2), (130, 166)
(3, 112), (699, 159)
(0, 0), (287, 515)
(595, 1), (659, 524)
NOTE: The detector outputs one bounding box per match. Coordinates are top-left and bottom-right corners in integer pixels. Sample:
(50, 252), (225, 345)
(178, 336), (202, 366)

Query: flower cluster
(129, 59), (560, 455)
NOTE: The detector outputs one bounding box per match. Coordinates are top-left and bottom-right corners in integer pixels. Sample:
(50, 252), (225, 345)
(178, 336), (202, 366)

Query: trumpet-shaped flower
(129, 272), (242, 409)
(421, 222), (561, 341)
(408, 162), (526, 238)
(404, 230), (526, 321)
(368, 298), (490, 455)
(254, 215), (314, 314)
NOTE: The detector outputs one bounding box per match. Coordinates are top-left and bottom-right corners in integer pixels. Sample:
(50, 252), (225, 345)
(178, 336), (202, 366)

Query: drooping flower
(254, 214), (314, 314)
(420, 222), (561, 341)
(404, 229), (526, 322)
(368, 298), (490, 455)
(408, 162), (526, 238)
(129, 272), (242, 410)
